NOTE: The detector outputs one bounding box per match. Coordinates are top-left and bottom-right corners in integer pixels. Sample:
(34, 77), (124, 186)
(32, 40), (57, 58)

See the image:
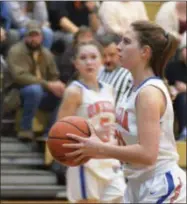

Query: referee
(98, 34), (133, 106)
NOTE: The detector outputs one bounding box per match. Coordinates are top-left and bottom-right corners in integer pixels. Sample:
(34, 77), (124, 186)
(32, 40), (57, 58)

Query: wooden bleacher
(177, 141), (187, 169)
(144, 2), (163, 21)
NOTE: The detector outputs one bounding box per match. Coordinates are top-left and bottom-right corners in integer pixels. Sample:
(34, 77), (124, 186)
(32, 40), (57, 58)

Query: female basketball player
(57, 41), (126, 203)
(63, 21), (186, 203)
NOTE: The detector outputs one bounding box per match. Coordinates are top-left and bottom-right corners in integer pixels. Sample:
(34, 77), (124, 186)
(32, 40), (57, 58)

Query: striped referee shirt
(98, 66), (133, 106)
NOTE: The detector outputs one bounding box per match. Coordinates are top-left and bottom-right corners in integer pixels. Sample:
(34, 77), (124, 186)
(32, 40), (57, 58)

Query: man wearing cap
(7, 20), (65, 140)
(6, 1), (53, 49)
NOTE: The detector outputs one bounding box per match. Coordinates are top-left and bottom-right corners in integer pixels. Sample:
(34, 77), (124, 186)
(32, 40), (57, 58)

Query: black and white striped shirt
(98, 67), (133, 106)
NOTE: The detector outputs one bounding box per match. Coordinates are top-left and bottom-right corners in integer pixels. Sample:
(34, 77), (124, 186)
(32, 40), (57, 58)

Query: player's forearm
(98, 143), (157, 166)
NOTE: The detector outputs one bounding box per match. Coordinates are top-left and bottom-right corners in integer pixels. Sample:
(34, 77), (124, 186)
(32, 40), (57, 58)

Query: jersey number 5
(100, 117), (109, 126)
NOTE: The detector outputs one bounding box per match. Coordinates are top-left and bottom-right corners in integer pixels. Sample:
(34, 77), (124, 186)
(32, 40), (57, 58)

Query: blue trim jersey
(116, 77), (179, 180)
(69, 80), (122, 181)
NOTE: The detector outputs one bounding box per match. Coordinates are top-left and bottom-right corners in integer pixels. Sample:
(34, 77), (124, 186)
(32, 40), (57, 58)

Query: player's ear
(141, 45), (151, 61)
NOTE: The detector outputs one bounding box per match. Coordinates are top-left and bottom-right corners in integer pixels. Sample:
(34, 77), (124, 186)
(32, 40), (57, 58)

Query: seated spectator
(7, 1), (53, 49)
(0, 1), (20, 55)
(155, 2), (186, 42)
(0, 27), (20, 118)
(97, 34), (133, 106)
(98, 1), (148, 36)
(54, 26), (95, 85)
(47, 1), (100, 47)
(7, 21), (65, 140)
(165, 32), (187, 140)
(0, 1), (11, 32)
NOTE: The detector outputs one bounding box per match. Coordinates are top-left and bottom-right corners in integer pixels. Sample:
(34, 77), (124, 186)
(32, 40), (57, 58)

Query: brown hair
(73, 26), (94, 47)
(73, 40), (103, 60)
(131, 20), (179, 79)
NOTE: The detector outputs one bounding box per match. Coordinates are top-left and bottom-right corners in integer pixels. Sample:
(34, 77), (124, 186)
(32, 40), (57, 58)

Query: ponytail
(131, 21), (179, 79)
(159, 33), (179, 78)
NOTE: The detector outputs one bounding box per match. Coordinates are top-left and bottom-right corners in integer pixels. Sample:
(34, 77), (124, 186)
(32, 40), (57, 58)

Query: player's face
(74, 44), (102, 78)
(103, 43), (120, 71)
(117, 27), (145, 71)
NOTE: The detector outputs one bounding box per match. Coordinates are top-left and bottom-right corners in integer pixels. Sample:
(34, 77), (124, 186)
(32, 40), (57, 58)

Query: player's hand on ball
(63, 122), (104, 162)
(95, 123), (116, 142)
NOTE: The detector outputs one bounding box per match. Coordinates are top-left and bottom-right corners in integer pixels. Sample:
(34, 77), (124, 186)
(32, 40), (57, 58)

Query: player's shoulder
(64, 83), (82, 99)
(139, 78), (165, 92)
(137, 84), (166, 108)
(138, 85), (163, 97)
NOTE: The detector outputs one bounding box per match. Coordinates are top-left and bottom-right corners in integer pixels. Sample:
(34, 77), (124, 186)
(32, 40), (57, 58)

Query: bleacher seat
(177, 141), (186, 169)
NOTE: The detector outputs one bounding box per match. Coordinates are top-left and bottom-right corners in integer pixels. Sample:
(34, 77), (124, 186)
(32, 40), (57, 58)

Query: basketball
(47, 116), (91, 166)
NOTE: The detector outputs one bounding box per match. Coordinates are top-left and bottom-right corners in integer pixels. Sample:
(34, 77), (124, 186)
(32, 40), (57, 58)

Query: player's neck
(132, 68), (155, 89)
(79, 77), (100, 91)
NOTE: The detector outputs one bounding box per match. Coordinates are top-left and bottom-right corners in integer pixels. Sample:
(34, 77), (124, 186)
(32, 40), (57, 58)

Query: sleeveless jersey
(115, 77), (179, 180)
(69, 80), (121, 181)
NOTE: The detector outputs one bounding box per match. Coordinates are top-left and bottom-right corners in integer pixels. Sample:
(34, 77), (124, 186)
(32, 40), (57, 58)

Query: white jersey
(69, 80), (121, 181)
(70, 80), (115, 128)
(116, 77), (179, 180)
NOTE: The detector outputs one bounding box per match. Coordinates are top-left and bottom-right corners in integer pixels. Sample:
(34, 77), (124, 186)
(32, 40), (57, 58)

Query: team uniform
(116, 77), (186, 203)
(67, 80), (126, 203)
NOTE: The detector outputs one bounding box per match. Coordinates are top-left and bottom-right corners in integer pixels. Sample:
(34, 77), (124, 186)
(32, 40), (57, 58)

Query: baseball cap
(25, 20), (42, 35)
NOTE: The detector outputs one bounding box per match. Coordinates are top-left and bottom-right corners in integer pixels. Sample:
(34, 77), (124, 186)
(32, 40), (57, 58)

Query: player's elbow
(143, 153), (157, 166)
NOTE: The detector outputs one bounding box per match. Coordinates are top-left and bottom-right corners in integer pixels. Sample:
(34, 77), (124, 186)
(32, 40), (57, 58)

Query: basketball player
(63, 21), (186, 203)
(57, 41), (126, 203)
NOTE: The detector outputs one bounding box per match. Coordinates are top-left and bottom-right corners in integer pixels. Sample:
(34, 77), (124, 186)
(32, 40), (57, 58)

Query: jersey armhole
(68, 83), (83, 107)
(135, 85), (168, 123)
(75, 85), (83, 107)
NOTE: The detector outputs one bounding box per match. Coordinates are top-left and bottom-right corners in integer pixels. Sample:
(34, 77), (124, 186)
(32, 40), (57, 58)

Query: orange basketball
(47, 116), (91, 166)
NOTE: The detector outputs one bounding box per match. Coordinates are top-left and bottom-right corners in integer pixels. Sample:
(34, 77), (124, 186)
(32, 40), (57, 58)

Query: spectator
(7, 1), (53, 49)
(155, 2), (187, 42)
(0, 1), (20, 55)
(7, 21), (65, 140)
(54, 26), (95, 84)
(98, 34), (133, 106)
(0, 25), (20, 125)
(47, 1), (100, 47)
(165, 32), (187, 140)
(0, 1), (11, 31)
(98, 1), (148, 36)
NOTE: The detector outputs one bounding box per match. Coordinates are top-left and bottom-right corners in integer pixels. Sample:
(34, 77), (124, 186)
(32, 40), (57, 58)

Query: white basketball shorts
(66, 165), (126, 203)
(124, 165), (186, 203)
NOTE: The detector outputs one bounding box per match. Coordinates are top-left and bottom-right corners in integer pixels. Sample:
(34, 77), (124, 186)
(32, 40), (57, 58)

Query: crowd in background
(0, 1), (186, 142)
